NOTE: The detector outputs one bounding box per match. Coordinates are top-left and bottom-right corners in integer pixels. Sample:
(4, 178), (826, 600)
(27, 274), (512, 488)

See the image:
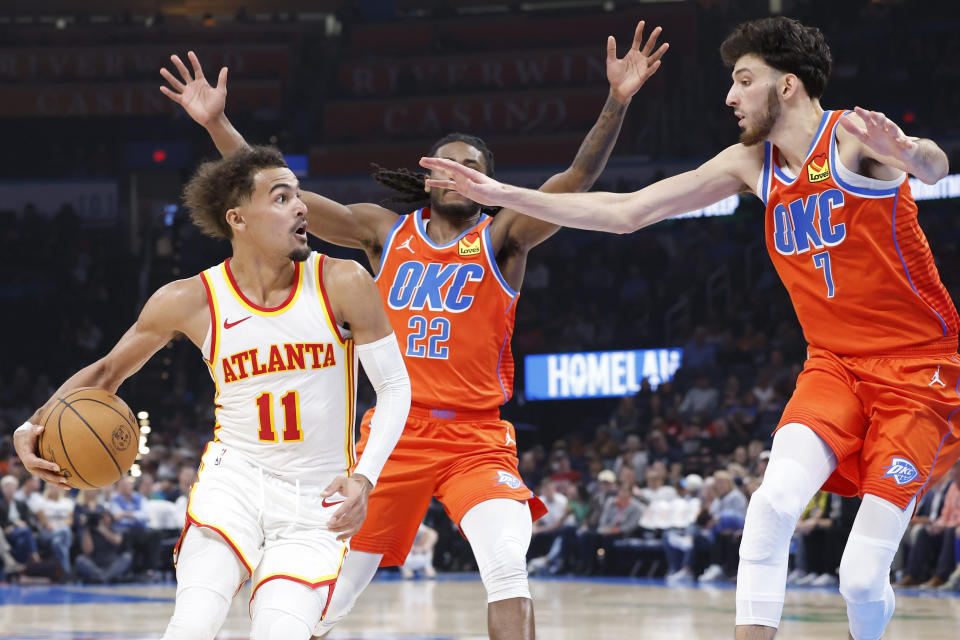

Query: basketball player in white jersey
(13, 146), (411, 640)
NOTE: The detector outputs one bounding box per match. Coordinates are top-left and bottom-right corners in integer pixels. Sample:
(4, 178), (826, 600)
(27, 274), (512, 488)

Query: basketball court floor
(1, 574), (958, 639)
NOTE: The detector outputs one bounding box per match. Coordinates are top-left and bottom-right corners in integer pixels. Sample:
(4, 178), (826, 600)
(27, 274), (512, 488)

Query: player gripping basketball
(160, 21), (667, 640)
(419, 17), (958, 640)
(14, 147), (411, 640)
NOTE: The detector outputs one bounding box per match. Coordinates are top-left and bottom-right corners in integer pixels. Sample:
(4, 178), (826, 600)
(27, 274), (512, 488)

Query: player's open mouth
(294, 222), (307, 238)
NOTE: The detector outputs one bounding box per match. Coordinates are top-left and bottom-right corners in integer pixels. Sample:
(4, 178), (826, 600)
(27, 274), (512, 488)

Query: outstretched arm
(493, 21), (669, 249)
(839, 106), (948, 185)
(161, 52), (398, 256)
(423, 143), (754, 234)
(14, 278), (206, 486)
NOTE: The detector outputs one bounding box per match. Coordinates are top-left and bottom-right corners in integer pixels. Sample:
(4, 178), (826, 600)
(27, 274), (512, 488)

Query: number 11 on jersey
(256, 391), (303, 442)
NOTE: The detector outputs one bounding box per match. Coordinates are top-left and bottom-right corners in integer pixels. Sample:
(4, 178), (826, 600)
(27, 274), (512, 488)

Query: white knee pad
(251, 579), (327, 640)
(739, 460), (815, 563)
(461, 498), (533, 603)
(736, 423), (836, 629)
(162, 587), (232, 640)
(162, 527), (246, 640)
(839, 494), (913, 640)
(313, 550), (382, 636)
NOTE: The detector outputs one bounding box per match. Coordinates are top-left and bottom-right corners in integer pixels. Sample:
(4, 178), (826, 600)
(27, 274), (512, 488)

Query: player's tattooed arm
(161, 51), (247, 156)
(550, 21), (669, 194)
(839, 107), (949, 185)
(161, 52), (399, 261)
(491, 21), (669, 252)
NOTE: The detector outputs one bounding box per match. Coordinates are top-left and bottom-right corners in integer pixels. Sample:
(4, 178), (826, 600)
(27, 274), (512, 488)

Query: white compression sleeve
(353, 333), (410, 487)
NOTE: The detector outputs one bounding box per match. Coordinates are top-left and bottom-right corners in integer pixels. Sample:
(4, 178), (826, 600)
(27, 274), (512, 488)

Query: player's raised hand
(13, 423), (70, 488)
(606, 20), (669, 104)
(160, 51), (228, 127)
(839, 106), (918, 161)
(323, 474), (373, 541)
(419, 157), (510, 207)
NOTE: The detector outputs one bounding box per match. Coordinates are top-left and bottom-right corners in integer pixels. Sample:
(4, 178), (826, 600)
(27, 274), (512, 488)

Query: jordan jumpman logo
(396, 235), (415, 253)
(929, 365), (946, 387)
(505, 427), (516, 446)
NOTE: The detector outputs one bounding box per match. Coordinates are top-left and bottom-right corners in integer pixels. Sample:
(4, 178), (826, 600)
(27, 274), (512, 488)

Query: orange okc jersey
(376, 208), (517, 409)
(761, 109), (958, 356)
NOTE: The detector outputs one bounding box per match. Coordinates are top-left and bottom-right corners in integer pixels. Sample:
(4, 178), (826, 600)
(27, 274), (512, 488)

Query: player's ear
(225, 207), (245, 233)
(423, 173), (431, 194)
(780, 73), (800, 100)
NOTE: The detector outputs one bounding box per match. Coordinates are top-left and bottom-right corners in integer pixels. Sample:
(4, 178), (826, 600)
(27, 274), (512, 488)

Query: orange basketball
(37, 387), (140, 489)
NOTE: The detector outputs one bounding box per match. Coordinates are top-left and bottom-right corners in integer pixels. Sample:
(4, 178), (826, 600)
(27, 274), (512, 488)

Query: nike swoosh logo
(223, 316), (252, 329)
(321, 498), (345, 508)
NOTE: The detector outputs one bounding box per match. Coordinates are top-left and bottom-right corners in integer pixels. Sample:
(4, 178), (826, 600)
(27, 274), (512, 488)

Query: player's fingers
(159, 68), (185, 92)
(170, 54), (192, 83)
(606, 35), (617, 63)
(424, 179), (457, 190)
(25, 454), (61, 474)
(649, 42), (669, 63)
(321, 477), (345, 497)
(632, 20), (646, 51)
(159, 86), (183, 103)
(642, 26), (662, 56)
(187, 51), (205, 80)
(838, 117), (867, 140)
(216, 66), (228, 91)
(31, 466), (68, 487)
(419, 156), (449, 171)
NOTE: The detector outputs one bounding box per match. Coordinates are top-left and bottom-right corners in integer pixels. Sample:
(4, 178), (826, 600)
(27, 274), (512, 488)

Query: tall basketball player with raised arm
(420, 17), (958, 640)
(14, 147), (411, 640)
(161, 21), (667, 640)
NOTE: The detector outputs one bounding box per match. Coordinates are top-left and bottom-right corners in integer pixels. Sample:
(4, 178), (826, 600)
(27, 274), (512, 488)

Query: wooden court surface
(1, 575), (959, 639)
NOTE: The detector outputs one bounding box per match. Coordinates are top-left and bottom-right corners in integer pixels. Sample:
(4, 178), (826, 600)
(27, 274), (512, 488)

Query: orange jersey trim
(222, 258), (302, 316)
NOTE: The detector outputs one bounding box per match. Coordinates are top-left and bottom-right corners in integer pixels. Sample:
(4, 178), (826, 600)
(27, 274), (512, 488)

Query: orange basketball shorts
(350, 405), (547, 567)
(777, 347), (960, 510)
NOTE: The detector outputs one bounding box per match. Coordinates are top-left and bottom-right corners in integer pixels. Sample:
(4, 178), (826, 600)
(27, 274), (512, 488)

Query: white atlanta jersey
(198, 252), (357, 480)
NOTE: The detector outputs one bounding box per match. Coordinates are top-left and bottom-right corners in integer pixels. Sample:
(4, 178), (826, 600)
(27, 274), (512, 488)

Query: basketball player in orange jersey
(160, 21), (668, 640)
(420, 16), (957, 640)
(13, 147), (412, 640)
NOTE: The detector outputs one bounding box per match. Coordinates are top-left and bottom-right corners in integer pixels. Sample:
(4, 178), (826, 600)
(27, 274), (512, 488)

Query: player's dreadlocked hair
(371, 133), (495, 207)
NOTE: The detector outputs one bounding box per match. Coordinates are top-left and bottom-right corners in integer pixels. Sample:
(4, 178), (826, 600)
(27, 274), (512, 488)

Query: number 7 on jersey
(812, 251), (835, 299)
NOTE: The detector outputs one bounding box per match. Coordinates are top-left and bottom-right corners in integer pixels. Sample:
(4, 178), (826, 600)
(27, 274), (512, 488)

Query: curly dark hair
(720, 17), (832, 99)
(372, 132), (494, 206)
(183, 145), (288, 239)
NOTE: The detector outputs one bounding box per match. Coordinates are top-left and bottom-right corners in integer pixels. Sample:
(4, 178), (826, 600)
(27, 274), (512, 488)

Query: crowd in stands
(0, 467), (196, 583)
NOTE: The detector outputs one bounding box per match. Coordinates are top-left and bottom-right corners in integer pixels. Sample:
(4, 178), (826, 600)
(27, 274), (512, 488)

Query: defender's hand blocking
(160, 51), (228, 127)
(606, 20), (669, 104)
(419, 157), (510, 207)
(13, 423), (70, 488)
(839, 106), (918, 161)
(323, 474), (374, 541)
